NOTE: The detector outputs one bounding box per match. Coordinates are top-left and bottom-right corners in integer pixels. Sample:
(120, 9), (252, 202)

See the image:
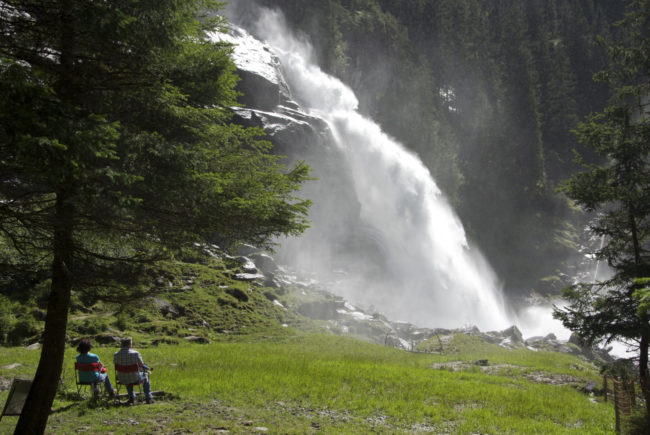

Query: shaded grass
(1, 333), (614, 433)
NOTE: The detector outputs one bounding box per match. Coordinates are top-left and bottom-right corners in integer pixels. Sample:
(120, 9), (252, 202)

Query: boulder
(568, 333), (587, 347)
(232, 256), (258, 274)
(297, 301), (339, 320)
(525, 336), (545, 346)
(235, 244), (258, 256)
(264, 277), (281, 289)
(250, 253), (278, 274)
(501, 326), (524, 343)
(0, 377), (12, 391)
(154, 298), (180, 319)
(236, 69), (282, 111)
(184, 335), (210, 344)
(234, 273), (265, 282)
(226, 288), (249, 302)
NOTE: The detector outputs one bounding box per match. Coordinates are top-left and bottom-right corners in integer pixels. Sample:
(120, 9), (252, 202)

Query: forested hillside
(237, 0), (625, 296)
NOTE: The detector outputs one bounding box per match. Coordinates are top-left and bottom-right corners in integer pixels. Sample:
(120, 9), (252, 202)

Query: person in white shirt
(114, 337), (154, 404)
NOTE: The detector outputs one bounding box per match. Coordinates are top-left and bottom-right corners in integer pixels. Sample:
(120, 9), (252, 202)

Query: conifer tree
(554, 0), (650, 426)
(0, 1), (310, 432)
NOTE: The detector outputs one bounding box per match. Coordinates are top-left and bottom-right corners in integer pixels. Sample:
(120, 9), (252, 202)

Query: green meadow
(1, 333), (614, 434)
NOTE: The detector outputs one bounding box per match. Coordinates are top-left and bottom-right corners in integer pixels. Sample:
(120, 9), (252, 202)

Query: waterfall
(224, 9), (512, 331)
(593, 234), (606, 282)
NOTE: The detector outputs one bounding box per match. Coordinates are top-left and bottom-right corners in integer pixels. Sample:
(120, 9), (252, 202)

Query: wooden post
(613, 378), (636, 433)
(603, 375), (608, 403)
(614, 379), (621, 434)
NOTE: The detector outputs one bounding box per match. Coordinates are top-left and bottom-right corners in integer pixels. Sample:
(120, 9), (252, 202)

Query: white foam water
(243, 11), (512, 330)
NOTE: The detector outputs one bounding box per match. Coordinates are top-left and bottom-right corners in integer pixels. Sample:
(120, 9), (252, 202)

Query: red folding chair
(74, 362), (102, 397)
(115, 364), (145, 402)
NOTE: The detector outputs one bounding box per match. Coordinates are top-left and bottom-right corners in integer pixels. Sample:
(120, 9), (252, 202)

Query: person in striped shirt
(113, 337), (154, 404)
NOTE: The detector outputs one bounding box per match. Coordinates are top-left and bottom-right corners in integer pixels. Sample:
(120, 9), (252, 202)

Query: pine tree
(0, 1), (310, 432)
(554, 0), (650, 426)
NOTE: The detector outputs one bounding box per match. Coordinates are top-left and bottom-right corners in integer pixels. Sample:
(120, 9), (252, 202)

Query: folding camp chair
(115, 364), (146, 403)
(74, 362), (102, 397)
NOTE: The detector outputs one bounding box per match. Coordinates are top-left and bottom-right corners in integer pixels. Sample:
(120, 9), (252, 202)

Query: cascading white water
(593, 234), (607, 282)
(224, 9), (512, 330)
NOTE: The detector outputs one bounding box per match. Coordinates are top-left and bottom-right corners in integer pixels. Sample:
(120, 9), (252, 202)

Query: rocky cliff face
(210, 27), (616, 363)
(216, 19), (515, 333)
(220, 26), (372, 279)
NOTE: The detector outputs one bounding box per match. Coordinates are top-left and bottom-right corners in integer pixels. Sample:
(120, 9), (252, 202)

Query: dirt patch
(430, 362), (583, 388)
(430, 361), (519, 374)
(431, 361), (472, 372)
(523, 371), (582, 386)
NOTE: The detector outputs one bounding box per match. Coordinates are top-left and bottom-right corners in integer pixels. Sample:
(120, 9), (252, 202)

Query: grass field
(0, 332), (614, 434)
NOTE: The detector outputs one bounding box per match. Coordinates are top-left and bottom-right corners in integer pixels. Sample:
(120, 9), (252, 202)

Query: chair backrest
(75, 362), (100, 372)
(115, 363), (142, 386)
(74, 362), (100, 384)
(115, 364), (139, 373)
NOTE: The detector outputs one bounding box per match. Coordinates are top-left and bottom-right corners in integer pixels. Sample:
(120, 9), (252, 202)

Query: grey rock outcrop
(250, 253), (278, 274)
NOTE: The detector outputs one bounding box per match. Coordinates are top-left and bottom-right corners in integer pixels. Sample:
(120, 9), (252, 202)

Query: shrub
(114, 313), (130, 330)
(75, 317), (110, 335)
(0, 311), (12, 344)
(7, 318), (40, 345)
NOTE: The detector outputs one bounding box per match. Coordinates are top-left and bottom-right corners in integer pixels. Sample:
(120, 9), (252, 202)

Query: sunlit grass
(0, 333), (614, 433)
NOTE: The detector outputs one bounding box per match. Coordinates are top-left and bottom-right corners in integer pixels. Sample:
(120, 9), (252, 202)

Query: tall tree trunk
(15, 2), (77, 431)
(14, 195), (74, 434)
(640, 334), (650, 428)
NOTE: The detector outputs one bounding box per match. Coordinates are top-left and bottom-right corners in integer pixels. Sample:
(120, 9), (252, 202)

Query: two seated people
(75, 337), (154, 405)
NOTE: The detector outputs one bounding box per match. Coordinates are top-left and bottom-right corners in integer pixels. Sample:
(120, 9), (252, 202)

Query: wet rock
(263, 277), (281, 289)
(233, 273), (265, 282)
(236, 257), (258, 274)
(297, 301), (340, 320)
(501, 326), (524, 343)
(580, 380), (598, 394)
(384, 335), (411, 350)
(236, 69), (283, 111)
(250, 253), (278, 274)
(234, 244), (259, 256)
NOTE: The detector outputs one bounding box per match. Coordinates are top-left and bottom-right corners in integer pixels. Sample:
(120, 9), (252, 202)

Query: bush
(624, 408), (649, 435)
(75, 317), (110, 335)
(114, 313), (130, 330)
(0, 296), (15, 343)
(0, 312), (12, 344)
(7, 318), (40, 345)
